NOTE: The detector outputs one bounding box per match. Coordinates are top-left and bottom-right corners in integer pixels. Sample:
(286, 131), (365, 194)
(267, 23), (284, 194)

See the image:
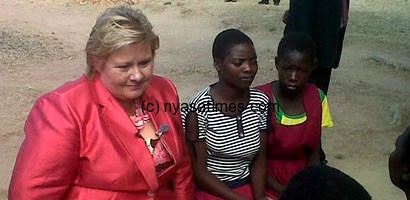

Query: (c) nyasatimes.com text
(141, 100), (272, 115)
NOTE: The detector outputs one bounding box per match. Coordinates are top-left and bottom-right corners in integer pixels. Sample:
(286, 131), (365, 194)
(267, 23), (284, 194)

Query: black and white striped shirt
(182, 86), (269, 182)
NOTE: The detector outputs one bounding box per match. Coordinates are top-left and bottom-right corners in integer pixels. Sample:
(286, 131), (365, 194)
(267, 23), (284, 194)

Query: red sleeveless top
(255, 82), (322, 199)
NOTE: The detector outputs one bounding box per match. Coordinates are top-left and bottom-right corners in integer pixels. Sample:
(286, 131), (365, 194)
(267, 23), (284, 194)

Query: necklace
(130, 100), (151, 130)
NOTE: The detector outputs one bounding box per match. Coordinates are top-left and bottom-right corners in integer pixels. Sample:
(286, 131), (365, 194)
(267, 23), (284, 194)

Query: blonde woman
(9, 5), (194, 200)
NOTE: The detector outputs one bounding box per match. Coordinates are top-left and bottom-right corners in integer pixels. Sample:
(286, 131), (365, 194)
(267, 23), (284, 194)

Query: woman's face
(389, 131), (409, 190)
(216, 43), (258, 89)
(93, 42), (154, 104)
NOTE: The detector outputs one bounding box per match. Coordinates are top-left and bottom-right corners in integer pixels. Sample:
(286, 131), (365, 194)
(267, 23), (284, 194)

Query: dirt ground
(1, 0), (409, 199)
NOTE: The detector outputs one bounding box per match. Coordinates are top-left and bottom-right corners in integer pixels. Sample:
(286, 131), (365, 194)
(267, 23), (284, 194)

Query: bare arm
(267, 176), (286, 194)
(250, 131), (268, 199)
(308, 142), (321, 166)
(185, 112), (248, 200)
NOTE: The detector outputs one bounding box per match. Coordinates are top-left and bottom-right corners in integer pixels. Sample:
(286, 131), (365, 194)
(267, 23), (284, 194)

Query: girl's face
(389, 130), (410, 190)
(92, 42), (154, 105)
(275, 50), (315, 96)
(216, 43), (258, 90)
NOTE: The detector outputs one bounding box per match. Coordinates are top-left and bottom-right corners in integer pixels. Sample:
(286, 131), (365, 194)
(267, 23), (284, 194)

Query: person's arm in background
(184, 112), (248, 200)
(9, 93), (79, 200)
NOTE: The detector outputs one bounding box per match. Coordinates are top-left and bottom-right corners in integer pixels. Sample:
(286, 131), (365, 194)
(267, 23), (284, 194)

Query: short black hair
(212, 28), (254, 61)
(277, 32), (317, 63)
(279, 165), (372, 200)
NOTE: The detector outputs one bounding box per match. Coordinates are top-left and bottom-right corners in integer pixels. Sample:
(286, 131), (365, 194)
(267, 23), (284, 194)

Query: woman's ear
(88, 53), (105, 73)
(86, 53), (93, 69)
(155, 35), (160, 50)
(214, 59), (222, 72)
(152, 36), (160, 56)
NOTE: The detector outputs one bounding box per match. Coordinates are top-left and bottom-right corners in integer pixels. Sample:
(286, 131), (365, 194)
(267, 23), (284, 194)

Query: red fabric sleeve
(9, 92), (80, 200)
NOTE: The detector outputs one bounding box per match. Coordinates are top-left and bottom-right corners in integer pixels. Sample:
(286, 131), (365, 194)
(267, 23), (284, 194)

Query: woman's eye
(115, 65), (131, 71)
(140, 61), (151, 68)
(233, 61), (243, 66)
(138, 59), (153, 68)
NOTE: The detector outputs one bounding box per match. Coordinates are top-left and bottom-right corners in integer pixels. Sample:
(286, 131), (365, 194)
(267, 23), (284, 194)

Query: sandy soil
(0, 0), (409, 199)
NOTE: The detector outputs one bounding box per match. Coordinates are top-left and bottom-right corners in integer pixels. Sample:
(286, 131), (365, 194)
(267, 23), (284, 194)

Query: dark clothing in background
(284, 0), (350, 162)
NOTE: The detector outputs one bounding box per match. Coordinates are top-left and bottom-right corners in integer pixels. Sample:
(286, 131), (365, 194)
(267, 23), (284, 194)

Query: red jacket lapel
(91, 74), (159, 190)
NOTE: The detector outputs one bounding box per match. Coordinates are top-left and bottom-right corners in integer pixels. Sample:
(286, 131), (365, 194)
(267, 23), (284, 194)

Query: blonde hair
(85, 5), (159, 76)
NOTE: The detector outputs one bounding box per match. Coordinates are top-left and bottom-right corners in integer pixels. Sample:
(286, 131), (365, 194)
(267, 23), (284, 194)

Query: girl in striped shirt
(183, 29), (269, 200)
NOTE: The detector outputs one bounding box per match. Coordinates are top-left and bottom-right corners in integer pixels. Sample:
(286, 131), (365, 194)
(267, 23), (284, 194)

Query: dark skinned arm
(267, 176), (286, 194)
(307, 142), (321, 166)
(184, 112), (248, 200)
(250, 131), (268, 200)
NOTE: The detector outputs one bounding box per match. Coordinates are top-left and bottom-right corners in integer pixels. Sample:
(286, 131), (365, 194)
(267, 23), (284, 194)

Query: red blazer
(9, 74), (195, 200)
